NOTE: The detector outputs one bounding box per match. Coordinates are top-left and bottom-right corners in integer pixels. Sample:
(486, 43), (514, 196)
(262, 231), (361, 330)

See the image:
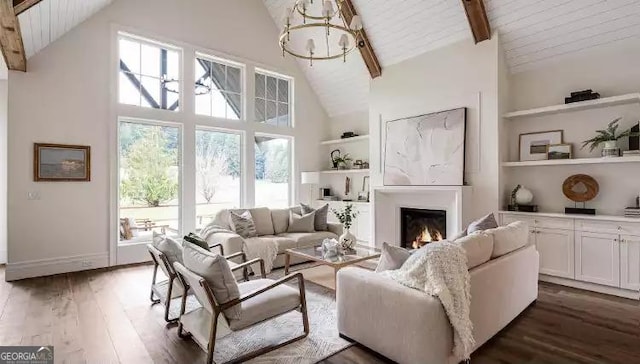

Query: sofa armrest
(337, 267), (453, 364)
(205, 232), (244, 257)
(327, 222), (343, 236)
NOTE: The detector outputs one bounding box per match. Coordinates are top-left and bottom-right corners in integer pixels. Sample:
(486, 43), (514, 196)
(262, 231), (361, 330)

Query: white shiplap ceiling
(265, 0), (640, 117)
(18, 0), (113, 60)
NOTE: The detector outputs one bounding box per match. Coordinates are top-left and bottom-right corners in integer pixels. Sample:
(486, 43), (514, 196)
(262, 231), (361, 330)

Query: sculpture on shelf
(563, 174), (599, 215)
(508, 185), (537, 212)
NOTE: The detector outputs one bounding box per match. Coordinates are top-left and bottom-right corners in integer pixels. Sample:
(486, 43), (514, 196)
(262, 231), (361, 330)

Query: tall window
(195, 129), (242, 228)
(195, 56), (243, 120)
(119, 34), (180, 110)
(255, 135), (291, 207)
(254, 71), (291, 127)
(119, 120), (181, 243)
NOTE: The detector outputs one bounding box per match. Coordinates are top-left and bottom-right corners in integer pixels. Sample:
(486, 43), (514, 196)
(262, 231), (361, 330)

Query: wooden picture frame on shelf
(34, 143), (91, 182)
(519, 130), (563, 161)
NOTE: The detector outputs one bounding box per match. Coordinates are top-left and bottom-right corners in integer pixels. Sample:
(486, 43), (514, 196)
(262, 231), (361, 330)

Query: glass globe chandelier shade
(279, 0), (362, 66)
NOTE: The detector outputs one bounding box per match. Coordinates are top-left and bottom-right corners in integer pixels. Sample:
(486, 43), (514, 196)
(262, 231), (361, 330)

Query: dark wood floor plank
(0, 279), (30, 346)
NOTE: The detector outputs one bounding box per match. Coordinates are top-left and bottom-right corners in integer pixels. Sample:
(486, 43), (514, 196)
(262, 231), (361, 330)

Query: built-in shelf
(315, 200), (369, 205)
(503, 93), (640, 119)
(499, 210), (640, 224)
(502, 156), (640, 167)
(319, 169), (369, 174)
(320, 135), (369, 146)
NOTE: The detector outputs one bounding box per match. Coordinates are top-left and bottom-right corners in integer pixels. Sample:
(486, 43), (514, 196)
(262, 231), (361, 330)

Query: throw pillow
(301, 203), (329, 231)
(249, 207), (275, 236)
(229, 210), (258, 238)
(183, 232), (210, 251)
(375, 242), (412, 272)
(454, 231), (494, 269)
(287, 210), (316, 233)
(484, 221), (529, 258)
(467, 213), (499, 234)
(270, 208), (290, 234)
(182, 243), (241, 319)
(152, 231), (184, 266)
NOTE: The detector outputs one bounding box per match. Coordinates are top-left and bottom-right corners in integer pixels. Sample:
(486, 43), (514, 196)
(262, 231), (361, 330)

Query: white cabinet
(533, 228), (575, 279)
(620, 235), (640, 291)
(575, 231), (620, 287)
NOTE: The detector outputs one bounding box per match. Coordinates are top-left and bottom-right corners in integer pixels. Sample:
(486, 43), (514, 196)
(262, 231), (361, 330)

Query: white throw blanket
(380, 241), (474, 361)
(200, 224), (279, 274)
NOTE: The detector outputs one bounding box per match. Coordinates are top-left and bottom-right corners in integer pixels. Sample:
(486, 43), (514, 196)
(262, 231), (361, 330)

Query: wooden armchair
(147, 242), (249, 323)
(173, 258), (309, 364)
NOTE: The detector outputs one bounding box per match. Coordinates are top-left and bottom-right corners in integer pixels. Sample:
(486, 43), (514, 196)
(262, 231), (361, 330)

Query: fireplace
(400, 208), (447, 249)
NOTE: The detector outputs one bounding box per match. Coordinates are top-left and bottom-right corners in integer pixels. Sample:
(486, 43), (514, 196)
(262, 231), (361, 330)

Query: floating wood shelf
(502, 156), (640, 167)
(503, 93), (640, 119)
(320, 135), (370, 146)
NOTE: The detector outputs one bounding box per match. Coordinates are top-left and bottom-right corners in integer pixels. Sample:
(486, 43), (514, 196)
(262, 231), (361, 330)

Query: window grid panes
(119, 35), (180, 111)
(119, 121), (181, 244)
(255, 135), (291, 207)
(254, 72), (290, 127)
(195, 57), (243, 120)
(195, 129), (242, 228)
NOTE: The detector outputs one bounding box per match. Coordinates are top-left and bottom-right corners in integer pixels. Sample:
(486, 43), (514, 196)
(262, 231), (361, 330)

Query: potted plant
(333, 153), (353, 170)
(332, 203), (359, 249)
(582, 118), (640, 157)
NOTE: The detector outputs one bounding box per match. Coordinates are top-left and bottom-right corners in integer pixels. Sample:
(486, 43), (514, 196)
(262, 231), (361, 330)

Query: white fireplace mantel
(370, 185), (473, 248)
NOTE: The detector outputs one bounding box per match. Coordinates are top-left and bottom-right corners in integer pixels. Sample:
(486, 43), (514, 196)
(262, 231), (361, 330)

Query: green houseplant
(582, 118), (640, 157)
(332, 203), (359, 249)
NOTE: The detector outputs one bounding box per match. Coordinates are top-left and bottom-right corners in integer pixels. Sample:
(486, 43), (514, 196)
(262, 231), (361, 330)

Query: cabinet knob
(614, 238), (619, 242)
(620, 239), (626, 243)
(618, 226), (622, 230)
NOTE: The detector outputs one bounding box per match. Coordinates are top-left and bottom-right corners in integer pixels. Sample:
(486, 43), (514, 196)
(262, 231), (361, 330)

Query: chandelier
(280, 0), (363, 66)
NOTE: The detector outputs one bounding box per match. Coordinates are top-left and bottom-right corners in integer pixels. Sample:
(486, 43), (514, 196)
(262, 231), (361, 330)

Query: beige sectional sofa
(337, 226), (539, 364)
(205, 207), (343, 268)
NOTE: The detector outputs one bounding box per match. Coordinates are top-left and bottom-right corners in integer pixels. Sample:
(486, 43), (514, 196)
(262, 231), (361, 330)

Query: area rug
(168, 265), (351, 363)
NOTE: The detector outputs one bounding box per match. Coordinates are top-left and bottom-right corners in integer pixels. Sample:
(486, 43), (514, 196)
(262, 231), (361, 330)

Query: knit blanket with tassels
(380, 240), (474, 361)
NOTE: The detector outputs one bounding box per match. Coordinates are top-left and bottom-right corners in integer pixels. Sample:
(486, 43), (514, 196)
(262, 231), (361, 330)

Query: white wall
(504, 38), (640, 215)
(7, 0), (328, 274)
(0, 81), (6, 264)
(369, 37), (501, 220)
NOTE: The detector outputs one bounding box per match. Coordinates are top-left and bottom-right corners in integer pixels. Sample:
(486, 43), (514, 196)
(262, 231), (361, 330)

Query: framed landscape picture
(547, 144), (572, 160)
(519, 130), (563, 161)
(34, 143), (91, 181)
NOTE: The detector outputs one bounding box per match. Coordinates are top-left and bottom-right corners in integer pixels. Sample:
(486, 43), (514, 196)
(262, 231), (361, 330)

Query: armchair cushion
(152, 232), (183, 266)
(182, 244), (242, 320)
(229, 279), (300, 331)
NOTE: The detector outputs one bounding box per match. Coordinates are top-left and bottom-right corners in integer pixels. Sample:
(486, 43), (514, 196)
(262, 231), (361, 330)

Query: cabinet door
(575, 231), (620, 287)
(356, 209), (370, 244)
(535, 228), (575, 279)
(620, 235), (640, 291)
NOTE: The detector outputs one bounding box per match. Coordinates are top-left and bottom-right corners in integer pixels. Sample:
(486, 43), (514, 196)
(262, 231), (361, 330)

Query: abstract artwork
(34, 143), (91, 181)
(384, 108), (466, 186)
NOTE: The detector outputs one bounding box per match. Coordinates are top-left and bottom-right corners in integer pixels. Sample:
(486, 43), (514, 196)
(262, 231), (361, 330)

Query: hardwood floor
(1, 264), (639, 363)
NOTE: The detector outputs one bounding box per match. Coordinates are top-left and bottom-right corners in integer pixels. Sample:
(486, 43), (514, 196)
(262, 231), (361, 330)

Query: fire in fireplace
(400, 208), (446, 249)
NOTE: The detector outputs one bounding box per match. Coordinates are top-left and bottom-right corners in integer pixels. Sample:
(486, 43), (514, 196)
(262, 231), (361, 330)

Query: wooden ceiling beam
(462, 0), (491, 43)
(13, 0), (42, 16)
(0, 0), (26, 71)
(339, 0), (382, 79)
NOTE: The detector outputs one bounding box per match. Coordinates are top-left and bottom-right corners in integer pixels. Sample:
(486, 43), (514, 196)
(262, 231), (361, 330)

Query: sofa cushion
(301, 203), (329, 231)
(230, 211), (258, 238)
(245, 236), (297, 254)
(454, 231), (494, 269)
(249, 207), (275, 236)
(279, 231), (338, 247)
(229, 278), (300, 330)
(182, 243), (241, 320)
(288, 211), (316, 233)
(375, 242), (412, 272)
(271, 208), (290, 235)
(152, 232), (183, 265)
(484, 221), (529, 258)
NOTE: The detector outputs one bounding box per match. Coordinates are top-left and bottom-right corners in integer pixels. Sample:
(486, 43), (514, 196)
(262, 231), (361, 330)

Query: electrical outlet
(27, 192), (41, 200)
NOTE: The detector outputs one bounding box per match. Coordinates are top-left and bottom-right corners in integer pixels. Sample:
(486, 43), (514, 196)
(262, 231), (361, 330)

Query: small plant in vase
(333, 154), (352, 170)
(582, 118), (640, 157)
(332, 203), (359, 250)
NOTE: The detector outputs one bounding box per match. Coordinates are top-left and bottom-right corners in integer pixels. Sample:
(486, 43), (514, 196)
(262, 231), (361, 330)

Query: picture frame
(519, 130), (563, 161)
(34, 143), (91, 182)
(547, 143), (572, 160)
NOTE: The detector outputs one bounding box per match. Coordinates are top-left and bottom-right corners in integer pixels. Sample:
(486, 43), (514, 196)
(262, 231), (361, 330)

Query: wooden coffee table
(284, 244), (381, 289)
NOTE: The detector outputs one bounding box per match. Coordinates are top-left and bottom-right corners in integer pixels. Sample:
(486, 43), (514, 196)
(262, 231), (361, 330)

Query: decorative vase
(515, 186), (534, 205)
(601, 140), (620, 158)
(339, 229), (356, 250)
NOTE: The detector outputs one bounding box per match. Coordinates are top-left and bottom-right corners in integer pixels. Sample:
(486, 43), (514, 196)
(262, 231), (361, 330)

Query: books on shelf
(624, 208), (640, 218)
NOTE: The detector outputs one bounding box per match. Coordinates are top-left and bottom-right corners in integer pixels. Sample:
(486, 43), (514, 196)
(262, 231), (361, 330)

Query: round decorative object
(515, 186), (534, 205)
(339, 229), (356, 250)
(562, 174), (599, 202)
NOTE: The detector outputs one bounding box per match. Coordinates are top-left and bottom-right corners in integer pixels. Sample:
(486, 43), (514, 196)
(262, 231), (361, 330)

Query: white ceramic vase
(339, 229), (356, 250)
(515, 186), (534, 205)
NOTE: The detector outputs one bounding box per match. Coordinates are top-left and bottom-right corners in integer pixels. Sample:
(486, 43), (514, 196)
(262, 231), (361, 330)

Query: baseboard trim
(540, 274), (640, 300)
(6, 253), (109, 281)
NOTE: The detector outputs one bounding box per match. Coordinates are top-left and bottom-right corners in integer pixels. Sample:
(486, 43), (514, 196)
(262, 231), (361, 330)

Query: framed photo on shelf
(519, 130), (563, 161)
(547, 143), (572, 160)
(34, 143), (91, 181)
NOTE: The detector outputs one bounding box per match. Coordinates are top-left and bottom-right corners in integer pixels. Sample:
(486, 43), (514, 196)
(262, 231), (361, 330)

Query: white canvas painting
(384, 108), (466, 186)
